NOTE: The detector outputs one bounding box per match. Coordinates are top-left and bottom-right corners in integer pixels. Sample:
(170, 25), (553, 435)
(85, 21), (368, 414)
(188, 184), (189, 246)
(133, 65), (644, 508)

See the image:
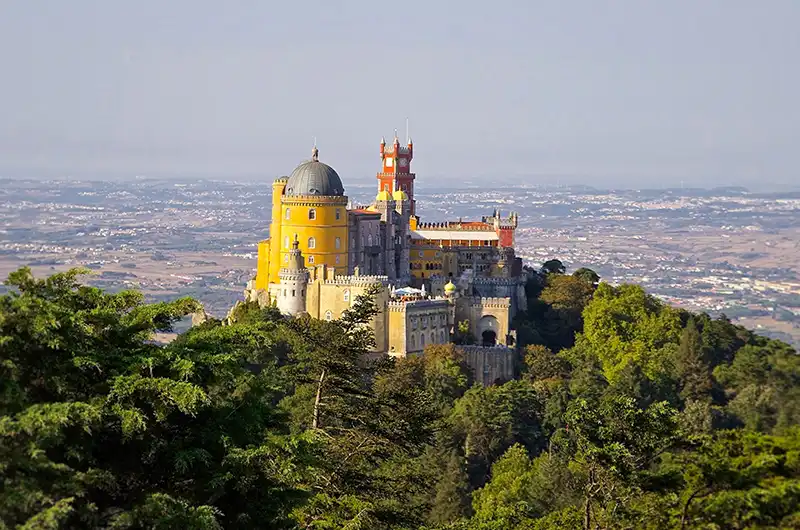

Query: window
(335, 208), (341, 220)
(420, 334), (425, 347)
(409, 335), (415, 349)
(284, 235), (289, 248)
(422, 316), (428, 328)
(285, 208), (290, 220)
(308, 237), (316, 249)
(335, 255), (340, 264)
(308, 256), (315, 264)
(431, 332), (436, 344)
(284, 254), (289, 262)
(411, 318), (417, 330)
(335, 237), (341, 249)
(440, 330), (445, 342)
(418, 251), (424, 257)
(308, 208), (316, 220)
(343, 289), (350, 302)
(367, 235), (373, 246)
(291, 289), (295, 297)
(283, 289), (287, 296)
(325, 310), (332, 321)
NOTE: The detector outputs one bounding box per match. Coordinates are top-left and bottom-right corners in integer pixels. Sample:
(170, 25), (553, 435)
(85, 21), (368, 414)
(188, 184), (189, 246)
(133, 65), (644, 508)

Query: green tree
(578, 283), (682, 382)
(0, 267), (311, 529)
(572, 268), (600, 287)
(541, 259), (566, 275)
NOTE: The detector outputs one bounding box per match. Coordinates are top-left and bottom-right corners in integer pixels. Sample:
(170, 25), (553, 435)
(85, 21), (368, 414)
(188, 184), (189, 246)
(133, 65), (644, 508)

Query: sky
(0, 1), (798, 190)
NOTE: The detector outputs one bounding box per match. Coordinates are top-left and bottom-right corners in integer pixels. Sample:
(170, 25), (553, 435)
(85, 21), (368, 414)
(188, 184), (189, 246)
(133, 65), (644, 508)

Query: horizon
(1, 1), (798, 190)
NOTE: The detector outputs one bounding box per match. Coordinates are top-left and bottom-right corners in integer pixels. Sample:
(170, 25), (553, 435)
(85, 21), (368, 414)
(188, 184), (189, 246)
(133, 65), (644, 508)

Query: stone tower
(378, 133), (416, 215)
(393, 187), (412, 285)
(277, 237), (309, 316)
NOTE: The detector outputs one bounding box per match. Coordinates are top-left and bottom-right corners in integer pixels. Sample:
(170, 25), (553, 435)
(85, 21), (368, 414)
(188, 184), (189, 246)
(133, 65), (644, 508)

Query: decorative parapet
(280, 195), (348, 207)
(323, 274), (389, 286)
(387, 298), (450, 311)
(278, 269), (309, 281)
(473, 276), (521, 286)
(466, 296), (512, 308)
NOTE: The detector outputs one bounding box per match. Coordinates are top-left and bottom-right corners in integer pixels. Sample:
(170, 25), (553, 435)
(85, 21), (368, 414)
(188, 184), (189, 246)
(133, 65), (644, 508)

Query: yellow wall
(266, 179), (287, 285)
(257, 179), (350, 286)
(255, 240), (271, 290)
(277, 197), (349, 279)
(410, 247), (443, 280)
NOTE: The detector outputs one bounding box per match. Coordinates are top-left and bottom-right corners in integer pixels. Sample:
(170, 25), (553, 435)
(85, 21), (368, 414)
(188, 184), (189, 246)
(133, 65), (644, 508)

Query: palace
(245, 134), (528, 360)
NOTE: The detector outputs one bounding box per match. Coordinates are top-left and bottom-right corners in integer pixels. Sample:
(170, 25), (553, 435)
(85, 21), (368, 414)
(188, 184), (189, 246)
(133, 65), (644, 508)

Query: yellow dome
(444, 280), (456, 293)
(392, 189), (409, 201)
(376, 190), (391, 202)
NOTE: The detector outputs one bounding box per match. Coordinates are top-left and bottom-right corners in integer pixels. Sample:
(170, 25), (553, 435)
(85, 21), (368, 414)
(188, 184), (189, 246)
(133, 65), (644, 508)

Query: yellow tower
(256, 147), (350, 288)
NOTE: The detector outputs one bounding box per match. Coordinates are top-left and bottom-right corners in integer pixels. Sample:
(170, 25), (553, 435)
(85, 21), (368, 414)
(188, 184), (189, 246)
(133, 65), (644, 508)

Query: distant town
(1, 177), (797, 346)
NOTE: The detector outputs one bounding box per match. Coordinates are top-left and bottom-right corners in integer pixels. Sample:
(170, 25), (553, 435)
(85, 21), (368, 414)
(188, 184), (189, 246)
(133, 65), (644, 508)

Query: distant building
(245, 134), (528, 359)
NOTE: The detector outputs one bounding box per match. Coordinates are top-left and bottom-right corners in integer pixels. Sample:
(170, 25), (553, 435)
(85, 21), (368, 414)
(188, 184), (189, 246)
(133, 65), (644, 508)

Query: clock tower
(378, 132), (416, 215)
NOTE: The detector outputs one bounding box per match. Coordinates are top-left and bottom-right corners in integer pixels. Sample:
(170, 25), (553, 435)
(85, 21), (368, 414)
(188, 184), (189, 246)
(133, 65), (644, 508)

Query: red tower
(377, 132), (416, 214)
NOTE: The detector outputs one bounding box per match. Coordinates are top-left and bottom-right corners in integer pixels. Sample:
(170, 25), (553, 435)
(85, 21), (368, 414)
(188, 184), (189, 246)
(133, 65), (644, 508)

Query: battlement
(387, 298), (451, 311)
(323, 274), (389, 286)
(473, 276), (520, 286)
(416, 221), (494, 231)
(466, 296), (512, 308)
(376, 172), (416, 179)
(278, 268), (309, 281)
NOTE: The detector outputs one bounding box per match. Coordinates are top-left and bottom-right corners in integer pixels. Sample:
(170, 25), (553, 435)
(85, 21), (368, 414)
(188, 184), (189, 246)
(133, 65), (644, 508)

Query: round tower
(277, 237), (309, 316)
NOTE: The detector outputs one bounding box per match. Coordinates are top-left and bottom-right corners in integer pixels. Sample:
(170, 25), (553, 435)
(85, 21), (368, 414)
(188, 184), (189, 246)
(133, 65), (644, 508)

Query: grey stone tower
(393, 188), (412, 285)
(277, 237), (309, 316)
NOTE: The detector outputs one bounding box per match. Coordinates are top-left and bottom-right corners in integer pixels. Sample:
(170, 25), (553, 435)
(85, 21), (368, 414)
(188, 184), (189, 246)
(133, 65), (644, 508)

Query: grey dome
(285, 149), (344, 197)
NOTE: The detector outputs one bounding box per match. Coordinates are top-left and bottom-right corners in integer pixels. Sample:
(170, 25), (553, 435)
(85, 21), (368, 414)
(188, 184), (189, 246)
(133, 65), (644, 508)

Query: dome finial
(311, 145), (319, 162)
(293, 234), (299, 249)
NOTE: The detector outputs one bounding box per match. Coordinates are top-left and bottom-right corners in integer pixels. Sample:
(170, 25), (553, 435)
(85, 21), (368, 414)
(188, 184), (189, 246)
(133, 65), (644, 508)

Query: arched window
(308, 208), (316, 220)
(343, 289), (350, 302)
(335, 237), (341, 249)
(284, 235), (289, 248)
(367, 235), (373, 246)
(431, 332), (436, 344)
(308, 255), (315, 264)
(308, 237), (316, 249)
(409, 335), (415, 349)
(440, 330), (445, 342)
(420, 334), (426, 347)
(325, 310), (332, 321)
(285, 208), (290, 220)
(335, 208), (341, 220)
(335, 255), (340, 264)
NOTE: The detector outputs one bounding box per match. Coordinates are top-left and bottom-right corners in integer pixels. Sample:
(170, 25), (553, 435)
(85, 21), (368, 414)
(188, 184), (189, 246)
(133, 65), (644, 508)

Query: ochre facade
(247, 134), (529, 358)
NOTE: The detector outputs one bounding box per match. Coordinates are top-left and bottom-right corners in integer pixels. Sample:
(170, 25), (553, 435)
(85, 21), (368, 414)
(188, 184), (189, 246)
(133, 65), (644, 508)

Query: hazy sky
(1, 1), (798, 189)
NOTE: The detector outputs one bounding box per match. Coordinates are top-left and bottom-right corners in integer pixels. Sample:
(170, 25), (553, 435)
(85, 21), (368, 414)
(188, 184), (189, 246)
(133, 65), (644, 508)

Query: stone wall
(458, 345), (517, 386)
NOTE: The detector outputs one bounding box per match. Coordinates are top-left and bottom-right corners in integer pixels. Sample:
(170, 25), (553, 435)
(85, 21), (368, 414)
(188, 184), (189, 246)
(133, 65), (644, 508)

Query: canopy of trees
(2, 265), (799, 529)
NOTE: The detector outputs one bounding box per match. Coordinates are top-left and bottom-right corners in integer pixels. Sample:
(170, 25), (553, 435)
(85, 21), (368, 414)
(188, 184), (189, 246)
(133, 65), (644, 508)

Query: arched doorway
(477, 315), (500, 347)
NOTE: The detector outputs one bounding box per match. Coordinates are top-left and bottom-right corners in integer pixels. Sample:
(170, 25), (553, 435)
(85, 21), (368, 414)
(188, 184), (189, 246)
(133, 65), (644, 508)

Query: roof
(285, 152), (344, 196)
(411, 229), (499, 241)
(349, 208), (380, 216)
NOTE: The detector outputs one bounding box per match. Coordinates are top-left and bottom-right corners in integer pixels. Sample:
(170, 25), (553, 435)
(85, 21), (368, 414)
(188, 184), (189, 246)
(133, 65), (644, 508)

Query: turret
(276, 237), (309, 316)
(380, 137), (386, 160)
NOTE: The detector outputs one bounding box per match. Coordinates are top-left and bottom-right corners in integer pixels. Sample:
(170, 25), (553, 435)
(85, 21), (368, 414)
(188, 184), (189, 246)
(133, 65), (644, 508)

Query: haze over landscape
(1, 0), (799, 190)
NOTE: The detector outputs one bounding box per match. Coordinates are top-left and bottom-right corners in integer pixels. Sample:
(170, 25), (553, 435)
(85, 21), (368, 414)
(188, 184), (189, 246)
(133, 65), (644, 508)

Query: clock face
(398, 158), (408, 167)
(384, 157), (393, 168)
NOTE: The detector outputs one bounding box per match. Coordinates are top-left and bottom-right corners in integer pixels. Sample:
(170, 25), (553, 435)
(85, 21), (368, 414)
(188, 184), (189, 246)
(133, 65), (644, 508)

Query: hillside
(1, 265), (799, 529)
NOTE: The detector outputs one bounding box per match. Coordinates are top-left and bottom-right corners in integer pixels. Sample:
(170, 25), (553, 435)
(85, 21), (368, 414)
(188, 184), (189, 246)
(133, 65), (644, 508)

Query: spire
(381, 136), (386, 145)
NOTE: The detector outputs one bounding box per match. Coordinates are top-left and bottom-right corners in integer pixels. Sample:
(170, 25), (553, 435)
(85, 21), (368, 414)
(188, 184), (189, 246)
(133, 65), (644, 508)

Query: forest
(1, 263), (799, 529)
